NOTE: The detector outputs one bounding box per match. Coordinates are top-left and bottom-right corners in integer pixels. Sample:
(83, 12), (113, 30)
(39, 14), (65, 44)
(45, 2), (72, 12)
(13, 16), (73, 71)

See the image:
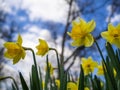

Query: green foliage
(19, 72), (29, 90)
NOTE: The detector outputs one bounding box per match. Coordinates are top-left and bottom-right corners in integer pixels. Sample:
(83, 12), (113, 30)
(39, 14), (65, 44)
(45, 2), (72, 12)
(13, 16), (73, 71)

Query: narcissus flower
(36, 39), (49, 56)
(101, 23), (120, 48)
(97, 65), (104, 76)
(4, 34), (26, 64)
(42, 81), (45, 88)
(84, 87), (90, 90)
(55, 79), (60, 89)
(67, 82), (78, 90)
(81, 57), (98, 75)
(113, 68), (117, 77)
(67, 18), (96, 47)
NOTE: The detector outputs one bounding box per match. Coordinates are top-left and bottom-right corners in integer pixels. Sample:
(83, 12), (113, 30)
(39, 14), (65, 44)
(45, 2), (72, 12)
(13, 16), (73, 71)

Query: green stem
(0, 76), (19, 90)
(49, 48), (64, 90)
(49, 48), (60, 76)
(23, 47), (40, 90)
(95, 40), (105, 62)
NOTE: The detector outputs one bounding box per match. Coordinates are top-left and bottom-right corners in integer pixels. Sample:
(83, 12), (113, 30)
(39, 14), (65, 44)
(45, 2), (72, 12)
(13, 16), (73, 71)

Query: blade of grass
(19, 72), (29, 90)
(78, 65), (84, 90)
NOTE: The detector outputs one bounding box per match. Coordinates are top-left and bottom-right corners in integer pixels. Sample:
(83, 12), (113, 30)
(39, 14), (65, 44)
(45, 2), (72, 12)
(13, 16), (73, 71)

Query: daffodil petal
(4, 42), (18, 49)
(116, 23), (120, 30)
(101, 31), (114, 43)
(67, 82), (78, 90)
(4, 52), (13, 59)
(87, 20), (96, 32)
(84, 87), (90, 90)
(17, 34), (22, 45)
(71, 39), (83, 47)
(21, 49), (26, 59)
(79, 18), (87, 25)
(84, 34), (94, 47)
(111, 39), (120, 48)
(108, 23), (115, 31)
(55, 80), (60, 89)
(13, 54), (21, 64)
(72, 20), (79, 26)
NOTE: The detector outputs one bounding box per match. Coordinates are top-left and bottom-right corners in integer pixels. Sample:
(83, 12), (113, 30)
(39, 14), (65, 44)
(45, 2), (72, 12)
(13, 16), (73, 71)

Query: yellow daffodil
(42, 81), (45, 88)
(55, 79), (60, 89)
(113, 68), (117, 77)
(4, 34), (26, 64)
(81, 57), (98, 75)
(97, 65), (104, 76)
(67, 18), (96, 47)
(67, 82), (78, 90)
(100, 82), (104, 87)
(84, 87), (89, 90)
(101, 23), (120, 48)
(45, 62), (54, 75)
(36, 39), (49, 56)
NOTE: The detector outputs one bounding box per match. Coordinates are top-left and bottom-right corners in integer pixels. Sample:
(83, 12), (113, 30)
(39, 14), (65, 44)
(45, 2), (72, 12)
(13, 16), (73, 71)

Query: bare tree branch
(60, 0), (74, 64)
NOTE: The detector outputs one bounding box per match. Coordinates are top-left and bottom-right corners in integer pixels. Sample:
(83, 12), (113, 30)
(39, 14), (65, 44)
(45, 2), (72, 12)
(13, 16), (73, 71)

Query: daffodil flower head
(42, 81), (45, 89)
(36, 39), (49, 56)
(67, 18), (96, 47)
(97, 65), (104, 76)
(55, 79), (60, 89)
(84, 87), (90, 90)
(81, 56), (98, 75)
(4, 34), (26, 64)
(113, 68), (117, 77)
(101, 23), (120, 48)
(67, 82), (78, 90)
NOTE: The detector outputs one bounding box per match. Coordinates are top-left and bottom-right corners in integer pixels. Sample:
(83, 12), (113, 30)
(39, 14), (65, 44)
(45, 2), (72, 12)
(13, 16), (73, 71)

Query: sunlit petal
(67, 82), (78, 90)
(71, 39), (83, 47)
(17, 34), (22, 45)
(108, 23), (115, 31)
(87, 20), (96, 32)
(84, 34), (94, 47)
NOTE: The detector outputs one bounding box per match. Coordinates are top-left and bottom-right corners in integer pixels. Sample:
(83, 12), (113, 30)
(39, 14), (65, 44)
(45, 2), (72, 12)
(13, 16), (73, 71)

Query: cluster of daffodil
(1, 18), (120, 90)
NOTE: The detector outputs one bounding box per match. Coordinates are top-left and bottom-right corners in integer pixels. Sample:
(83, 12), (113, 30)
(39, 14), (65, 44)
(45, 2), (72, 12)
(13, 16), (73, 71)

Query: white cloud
(111, 14), (120, 23)
(0, 0), (21, 13)
(21, 0), (68, 23)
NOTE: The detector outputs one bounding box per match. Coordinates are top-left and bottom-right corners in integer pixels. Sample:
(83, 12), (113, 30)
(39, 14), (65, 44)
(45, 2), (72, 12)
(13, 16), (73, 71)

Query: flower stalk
(23, 47), (40, 90)
(0, 76), (19, 90)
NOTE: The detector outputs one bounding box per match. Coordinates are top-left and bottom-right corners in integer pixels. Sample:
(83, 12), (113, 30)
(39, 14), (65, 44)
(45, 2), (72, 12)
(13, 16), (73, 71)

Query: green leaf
(12, 83), (17, 90)
(19, 72), (29, 90)
(92, 76), (101, 90)
(106, 42), (120, 76)
(30, 75), (34, 90)
(103, 59), (117, 90)
(117, 80), (120, 89)
(78, 65), (84, 90)
(31, 65), (40, 90)
(44, 55), (50, 90)
(39, 66), (43, 90)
